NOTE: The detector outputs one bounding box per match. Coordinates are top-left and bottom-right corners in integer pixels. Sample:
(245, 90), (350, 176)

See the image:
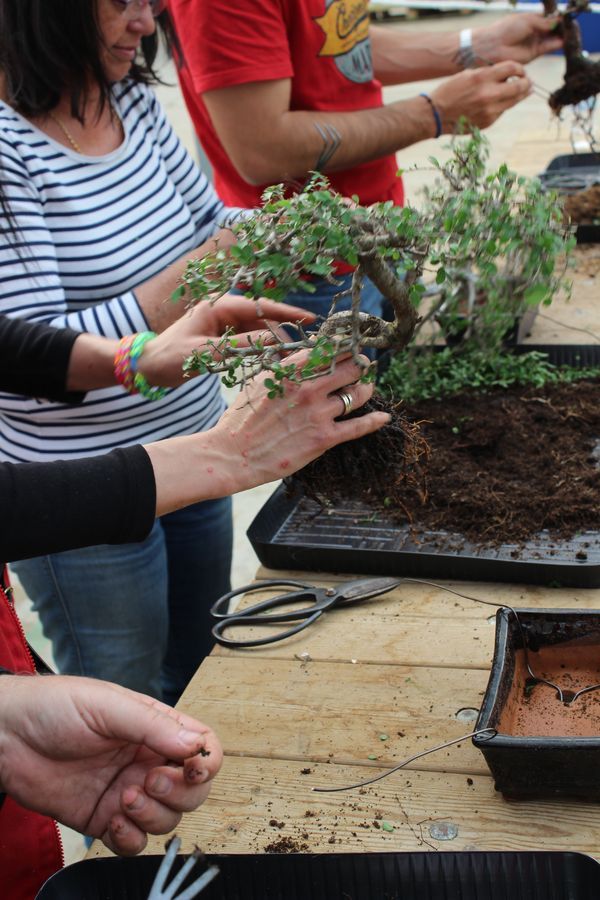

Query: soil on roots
(291, 395), (430, 521)
(549, 59), (600, 112)
(291, 380), (600, 547)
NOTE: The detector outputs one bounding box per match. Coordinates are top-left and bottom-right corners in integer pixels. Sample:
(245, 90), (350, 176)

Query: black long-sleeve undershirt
(0, 316), (156, 560)
(0, 315), (84, 402)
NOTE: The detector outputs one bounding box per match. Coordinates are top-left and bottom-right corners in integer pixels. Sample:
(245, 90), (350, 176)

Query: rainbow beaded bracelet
(114, 331), (167, 401)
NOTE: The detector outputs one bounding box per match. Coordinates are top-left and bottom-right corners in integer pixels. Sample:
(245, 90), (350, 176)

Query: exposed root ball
(289, 396), (430, 518)
(549, 59), (600, 112)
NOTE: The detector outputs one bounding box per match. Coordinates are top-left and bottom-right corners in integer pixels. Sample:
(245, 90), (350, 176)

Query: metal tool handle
(210, 579), (313, 619)
(212, 610), (323, 648)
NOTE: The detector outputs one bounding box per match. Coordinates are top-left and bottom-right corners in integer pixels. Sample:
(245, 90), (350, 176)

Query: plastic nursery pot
(473, 608), (600, 800)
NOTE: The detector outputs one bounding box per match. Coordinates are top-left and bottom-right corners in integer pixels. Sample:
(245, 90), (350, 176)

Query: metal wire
(313, 728), (497, 792)
(396, 579), (600, 705)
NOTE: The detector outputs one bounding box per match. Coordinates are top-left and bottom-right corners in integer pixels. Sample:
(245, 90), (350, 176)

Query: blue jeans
(12, 496), (232, 705)
(285, 273), (384, 323)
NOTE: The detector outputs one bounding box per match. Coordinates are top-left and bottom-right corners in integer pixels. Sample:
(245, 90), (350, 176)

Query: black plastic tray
(249, 345), (600, 588)
(36, 851), (600, 899)
(538, 153), (600, 244)
(248, 484), (600, 587)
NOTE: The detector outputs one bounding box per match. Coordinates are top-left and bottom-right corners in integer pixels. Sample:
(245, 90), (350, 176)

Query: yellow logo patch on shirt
(315, 0), (370, 58)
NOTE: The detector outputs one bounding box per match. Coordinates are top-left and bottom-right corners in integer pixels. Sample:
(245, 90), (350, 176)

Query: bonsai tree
(177, 130), (572, 394)
(174, 130), (573, 515)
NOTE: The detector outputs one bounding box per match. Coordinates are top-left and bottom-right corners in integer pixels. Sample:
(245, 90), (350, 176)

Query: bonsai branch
(176, 132), (572, 392)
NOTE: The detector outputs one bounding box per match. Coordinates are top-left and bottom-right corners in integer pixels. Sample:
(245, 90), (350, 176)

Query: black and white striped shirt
(0, 81), (239, 462)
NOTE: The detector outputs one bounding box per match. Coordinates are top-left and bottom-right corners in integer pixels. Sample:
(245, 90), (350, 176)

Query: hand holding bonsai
(541, 0), (600, 122)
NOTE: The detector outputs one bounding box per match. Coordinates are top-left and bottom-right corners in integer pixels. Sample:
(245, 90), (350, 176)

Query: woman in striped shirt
(0, 0), (258, 704)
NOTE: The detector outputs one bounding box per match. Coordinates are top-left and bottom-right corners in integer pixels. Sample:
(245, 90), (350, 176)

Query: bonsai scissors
(211, 576), (401, 648)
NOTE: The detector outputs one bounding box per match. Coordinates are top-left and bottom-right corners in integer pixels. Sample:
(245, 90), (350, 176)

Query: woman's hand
(0, 675), (222, 855)
(137, 296), (316, 387)
(215, 351), (388, 486)
(144, 350), (391, 516)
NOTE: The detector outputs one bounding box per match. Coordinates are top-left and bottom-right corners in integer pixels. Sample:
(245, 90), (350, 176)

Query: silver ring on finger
(336, 389), (354, 417)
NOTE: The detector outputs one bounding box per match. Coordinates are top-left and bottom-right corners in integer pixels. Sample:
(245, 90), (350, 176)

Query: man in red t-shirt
(168, 0), (561, 320)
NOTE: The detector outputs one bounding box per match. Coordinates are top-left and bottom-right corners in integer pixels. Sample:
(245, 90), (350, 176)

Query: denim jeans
(284, 272), (384, 327)
(12, 496), (232, 706)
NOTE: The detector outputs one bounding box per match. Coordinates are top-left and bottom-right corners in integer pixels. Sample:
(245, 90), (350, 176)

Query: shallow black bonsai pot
(473, 608), (600, 800)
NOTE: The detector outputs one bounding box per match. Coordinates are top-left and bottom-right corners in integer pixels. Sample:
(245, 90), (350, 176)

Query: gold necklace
(48, 110), (83, 154)
(47, 107), (125, 154)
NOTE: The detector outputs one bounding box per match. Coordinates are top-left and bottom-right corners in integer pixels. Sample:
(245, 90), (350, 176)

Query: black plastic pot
(538, 153), (600, 244)
(36, 850), (600, 899)
(474, 608), (600, 800)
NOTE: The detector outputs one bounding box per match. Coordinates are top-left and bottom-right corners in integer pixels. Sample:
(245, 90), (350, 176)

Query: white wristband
(458, 28), (477, 69)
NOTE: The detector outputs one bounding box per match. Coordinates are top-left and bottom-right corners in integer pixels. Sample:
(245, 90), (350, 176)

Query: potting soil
(564, 185), (600, 226)
(498, 641), (600, 737)
(293, 379), (600, 548)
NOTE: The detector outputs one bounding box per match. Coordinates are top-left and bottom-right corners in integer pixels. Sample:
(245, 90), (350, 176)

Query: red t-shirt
(169, 0), (404, 209)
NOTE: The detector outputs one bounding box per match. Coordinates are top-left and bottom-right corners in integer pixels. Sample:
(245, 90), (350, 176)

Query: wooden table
(88, 571), (600, 861)
(90, 136), (600, 863)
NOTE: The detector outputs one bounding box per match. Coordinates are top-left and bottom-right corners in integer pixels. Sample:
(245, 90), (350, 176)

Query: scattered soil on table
(498, 639), (600, 737)
(292, 379), (600, 547)
(564, 185), (600, 225)
(264, 835), (310, 853)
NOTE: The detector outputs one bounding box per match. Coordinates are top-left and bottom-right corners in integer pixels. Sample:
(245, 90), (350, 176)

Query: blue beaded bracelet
(420, 92), (442, 139)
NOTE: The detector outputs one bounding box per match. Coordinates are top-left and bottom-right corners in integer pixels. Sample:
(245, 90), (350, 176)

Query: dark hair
(0, 1), (179, 246)
(0, 0), (177, 121)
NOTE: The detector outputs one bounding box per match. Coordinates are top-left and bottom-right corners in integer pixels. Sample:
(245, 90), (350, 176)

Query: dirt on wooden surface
(293, 380), (600, 547)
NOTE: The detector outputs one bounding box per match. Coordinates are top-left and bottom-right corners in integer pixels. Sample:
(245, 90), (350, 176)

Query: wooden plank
(523, 264), (600, 344)
(212, 612), (498, 667)
(89, 756), (600, 860)
(252, 570), (600, 618)
(213, 579), (600, 667)
(177, 657), (491, 775)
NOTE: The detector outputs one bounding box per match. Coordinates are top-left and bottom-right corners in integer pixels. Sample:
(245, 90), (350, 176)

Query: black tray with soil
(36, 850), (600, 899)
(248, 483), (600, 587)
(538, 153), (600, 244)
(248, 349), (600, 588)
(474, 608), (600, 800)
